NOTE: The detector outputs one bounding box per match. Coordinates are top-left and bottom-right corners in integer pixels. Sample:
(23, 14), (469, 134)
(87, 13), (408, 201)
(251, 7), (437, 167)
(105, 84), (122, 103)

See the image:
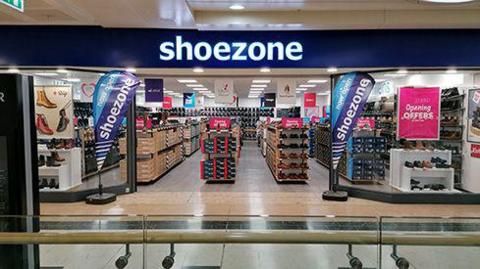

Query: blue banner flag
(93, 71), (140, 170)
(332, 72), (375, 169)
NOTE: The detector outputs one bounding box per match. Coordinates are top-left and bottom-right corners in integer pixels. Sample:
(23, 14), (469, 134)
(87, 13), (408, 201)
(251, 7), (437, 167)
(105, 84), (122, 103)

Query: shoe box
(201, 137), (237, 154)
(347, 136), (386, 180)
(200, 157), (236, 179)
(351, 137), (386, 154)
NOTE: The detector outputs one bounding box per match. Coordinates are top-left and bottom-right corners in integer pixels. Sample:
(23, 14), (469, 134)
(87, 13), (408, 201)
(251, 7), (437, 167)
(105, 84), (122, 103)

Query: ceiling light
(193, 88), (208, 91)
(317, 92), (330, 96)
(140, 83), (146, 87)
(251, 84), (267, 88)
(250, 89), (264, 92)
(384, 73), (406, 78)
(252, 79), (271, 83)
(421, 0), (474, 3)
(64, 78), (81, 82)
(327, 67), (338, 73)
(375, 79), (387, 82)
(260, 67), (271, 73)
(99, 73), (105, 76)
(298, 84), (316, 88)
(126, 67), (136, 73)
(193, 67), (204, 73)
(56, 68), (69, 73)
(446, 68), (457, 74)
(229, 4), (245, 10)
(178, 79), (197, 83)
(164, 90), (174, 93)
(6, 68), (19, 73)
(307, 79), (328, 83)
(187, 84), (204, 87)
(397, 69), (408, 74)
(296, 88), (307, 91)
(34, 72), (58, 76)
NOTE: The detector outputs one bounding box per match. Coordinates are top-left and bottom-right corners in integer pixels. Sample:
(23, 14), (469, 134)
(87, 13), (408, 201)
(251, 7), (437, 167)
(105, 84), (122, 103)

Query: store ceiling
(1, 0), (480, 29)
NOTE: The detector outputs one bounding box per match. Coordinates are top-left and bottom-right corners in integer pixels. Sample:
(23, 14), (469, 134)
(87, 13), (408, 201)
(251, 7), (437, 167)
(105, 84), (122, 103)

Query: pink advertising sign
(356, 117), (375, 130)
(281, 117), (303, 128)
(209, 118), (231, 129)
(397, 87), (441, 140)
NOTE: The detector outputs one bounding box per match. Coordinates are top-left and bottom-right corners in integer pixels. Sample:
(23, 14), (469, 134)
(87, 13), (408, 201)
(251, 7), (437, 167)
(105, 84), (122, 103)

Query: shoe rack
(119, 125), (184, 183)
(307, 125), (316, 158)
(314, 124), (331, 168)
(37, 146), (82, 191)
(183, 121), (201, 156)
(390, 149), (457, 193)
(265, 124), (309, 183)
(345, 133), (386, 183)
(200, 126), (241, 182)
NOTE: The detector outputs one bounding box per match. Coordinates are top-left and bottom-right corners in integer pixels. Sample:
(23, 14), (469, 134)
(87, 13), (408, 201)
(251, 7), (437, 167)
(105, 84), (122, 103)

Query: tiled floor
(41, 142), (480, 218)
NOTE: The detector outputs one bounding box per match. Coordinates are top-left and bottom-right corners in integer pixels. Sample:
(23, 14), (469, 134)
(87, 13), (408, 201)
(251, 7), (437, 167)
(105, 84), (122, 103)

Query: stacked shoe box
(183, 122), (201, 156)
(346, 136), (386, 181)
(314, 124), (331, 167)
(200, 128), (239, 182)
(307, 126), (315, 158)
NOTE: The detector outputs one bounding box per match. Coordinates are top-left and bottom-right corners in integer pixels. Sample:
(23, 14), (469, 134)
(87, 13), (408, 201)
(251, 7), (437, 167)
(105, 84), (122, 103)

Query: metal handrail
(0, 229), (479, 246)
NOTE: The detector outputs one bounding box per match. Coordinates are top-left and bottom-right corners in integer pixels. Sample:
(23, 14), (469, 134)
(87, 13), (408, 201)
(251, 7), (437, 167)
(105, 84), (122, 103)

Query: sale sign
(304, 92), (317, 108)
(162, 96), (172, 109)
(397, 87), (440, 140)
(281, 117), (303, 128)
(356, 117), (375, 130)
(209, 118), (231, 129)
(472, 144), (480, 158)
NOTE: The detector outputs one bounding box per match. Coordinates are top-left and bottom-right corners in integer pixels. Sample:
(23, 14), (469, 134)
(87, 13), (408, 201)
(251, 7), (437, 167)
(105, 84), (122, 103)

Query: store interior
(25, 67), (480, 205)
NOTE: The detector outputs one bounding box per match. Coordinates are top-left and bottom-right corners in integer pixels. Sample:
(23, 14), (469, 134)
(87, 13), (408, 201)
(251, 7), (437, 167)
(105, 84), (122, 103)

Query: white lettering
(0, 91), (4, 103)
(159, 36), (303, 62)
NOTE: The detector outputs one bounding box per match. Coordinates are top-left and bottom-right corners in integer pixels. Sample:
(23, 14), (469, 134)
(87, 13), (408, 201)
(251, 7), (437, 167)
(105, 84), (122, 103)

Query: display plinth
(85, 193), (117, 204)
(322, 190), (348, 201)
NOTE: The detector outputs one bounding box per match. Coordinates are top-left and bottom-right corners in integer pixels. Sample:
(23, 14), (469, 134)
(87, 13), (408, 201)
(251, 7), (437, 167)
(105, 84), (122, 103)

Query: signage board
(277, 79), (296, 104)
(209, 118), (231, 129)
(281, 117), (303, 128)
(144, 79), (164, 103)
(1, 0), (23, 12)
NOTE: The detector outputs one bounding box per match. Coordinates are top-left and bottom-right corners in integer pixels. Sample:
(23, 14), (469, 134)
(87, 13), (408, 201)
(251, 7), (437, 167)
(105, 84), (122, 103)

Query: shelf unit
(200, 127), (240, 183)
(119, 125), (184, 184)
(183, 121), (200, 156)
(265, 125), (309, 183)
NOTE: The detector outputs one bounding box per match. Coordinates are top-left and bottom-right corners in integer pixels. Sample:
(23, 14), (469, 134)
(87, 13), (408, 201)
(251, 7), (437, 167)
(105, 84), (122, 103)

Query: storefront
(1, 26), (480, 204)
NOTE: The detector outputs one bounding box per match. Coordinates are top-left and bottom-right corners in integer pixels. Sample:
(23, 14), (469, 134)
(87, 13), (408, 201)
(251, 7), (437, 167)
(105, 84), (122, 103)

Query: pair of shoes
(405, 161), (414, 168)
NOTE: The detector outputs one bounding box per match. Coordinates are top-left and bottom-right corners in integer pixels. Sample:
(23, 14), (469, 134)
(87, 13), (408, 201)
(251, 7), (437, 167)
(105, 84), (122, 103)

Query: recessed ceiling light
(421, 0), (474, 3)
(252, 79), (271, 83)
(384, 73), (406, 78)
(307, 79), (328, 83)
(298, 84), (316, 88)
(6, 68), (19, 73)
(327, 67), (338, 73)
(193, 67), (204, 73)
(375, 79), (387, 82)
(317, 92), (330, 96)
(56, 68), (69, 73)
(64, 78), (81, 82)
(446, 68), (457, 74)
(260, 67), (271, 73)
(229, 4), (245, 10)
(193, 88), (209, 91)
(178, 79), (198, 83)
(126, 67), (136, 73)
(296, 88), (307, 91)
(187, 84), (204, 88)
(250, 88), (264, 92)
(251, 84), (267, 88)
(35, 72), (58, 76)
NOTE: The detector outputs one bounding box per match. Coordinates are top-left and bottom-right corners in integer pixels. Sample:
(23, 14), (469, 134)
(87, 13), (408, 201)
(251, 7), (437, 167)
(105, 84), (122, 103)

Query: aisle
(139, 141), (329, 193)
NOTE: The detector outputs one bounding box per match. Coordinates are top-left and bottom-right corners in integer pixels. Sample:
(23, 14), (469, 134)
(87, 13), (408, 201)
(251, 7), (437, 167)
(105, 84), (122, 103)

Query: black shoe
(411, 185), (423, 191)
(404, 161), (414, 168)
(38, 155), (46, 167)
(48, 178), (56, 189)
(410, 179), (420, 185)
(46, 156), (61, 167)
(413, 161), (423, 168)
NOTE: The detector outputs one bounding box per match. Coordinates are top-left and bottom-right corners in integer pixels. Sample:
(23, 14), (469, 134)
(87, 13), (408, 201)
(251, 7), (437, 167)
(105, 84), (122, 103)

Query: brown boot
(415, 141), (425, 150)
(36, 89), (57, 109)
(403, 140), (415, 150)
(51, 151), (65, 162)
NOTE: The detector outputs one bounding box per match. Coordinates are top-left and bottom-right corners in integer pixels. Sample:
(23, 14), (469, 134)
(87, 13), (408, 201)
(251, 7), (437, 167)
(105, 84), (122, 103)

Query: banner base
(85, 193), (117, 205)
(322, 190), (348, 202)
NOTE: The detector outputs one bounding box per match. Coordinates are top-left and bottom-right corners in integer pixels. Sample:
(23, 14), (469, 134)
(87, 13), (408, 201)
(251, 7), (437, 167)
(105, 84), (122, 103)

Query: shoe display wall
(265, 123), (309, 182)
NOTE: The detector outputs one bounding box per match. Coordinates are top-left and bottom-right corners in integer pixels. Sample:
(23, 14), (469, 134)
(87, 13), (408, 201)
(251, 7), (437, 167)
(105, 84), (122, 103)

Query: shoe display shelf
(314, 124), (331, 168)
(183, 121), (201, 156)
(79, 127), (121, 179)
(389, 148), (458, 193)
(265, 124), (309, 183)
(307, 125), (316, 158)
(200, 127), (240, 183)
(341, 131), (386, 184)
(119, 125), (184, 184)
(242, 127), (257, 140)
(38, 148), (82, 191)
(439, 88), (465, 187)
(260, 123), (267, 157)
